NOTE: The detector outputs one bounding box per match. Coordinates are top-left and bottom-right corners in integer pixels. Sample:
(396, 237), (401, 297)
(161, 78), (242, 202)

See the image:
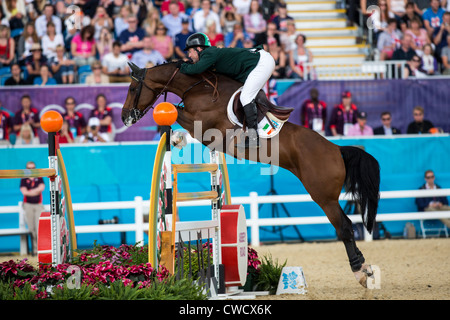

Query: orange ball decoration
(40, 110), (63, 133)
(153, 102), (178, 126)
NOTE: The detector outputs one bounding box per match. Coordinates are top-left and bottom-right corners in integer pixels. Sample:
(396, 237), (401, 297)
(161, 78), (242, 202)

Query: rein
(131, 67), (179, 119)
(131, 64), (220, 116)
(177, 72), (219, 107)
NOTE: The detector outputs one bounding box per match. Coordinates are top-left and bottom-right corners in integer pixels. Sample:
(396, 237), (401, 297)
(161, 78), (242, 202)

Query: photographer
(79, 117), (109, 143)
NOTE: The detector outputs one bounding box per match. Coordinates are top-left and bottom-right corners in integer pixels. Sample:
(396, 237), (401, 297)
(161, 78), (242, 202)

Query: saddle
(232, 90), (294, 128)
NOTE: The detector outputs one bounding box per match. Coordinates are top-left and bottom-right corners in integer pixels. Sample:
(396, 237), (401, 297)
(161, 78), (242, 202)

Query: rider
(177, 32), (276, 148)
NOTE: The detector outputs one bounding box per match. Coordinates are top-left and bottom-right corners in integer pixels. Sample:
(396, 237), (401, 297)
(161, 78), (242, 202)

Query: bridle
(129, 62), (220, 121)
(129, 65), (179, 121)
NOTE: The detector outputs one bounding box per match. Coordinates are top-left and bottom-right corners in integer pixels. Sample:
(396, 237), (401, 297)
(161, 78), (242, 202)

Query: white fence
(1, 189), (450, 254)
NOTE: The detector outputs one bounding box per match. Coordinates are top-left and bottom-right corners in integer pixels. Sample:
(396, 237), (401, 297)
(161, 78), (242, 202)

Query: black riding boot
(239, 101), (260, 149)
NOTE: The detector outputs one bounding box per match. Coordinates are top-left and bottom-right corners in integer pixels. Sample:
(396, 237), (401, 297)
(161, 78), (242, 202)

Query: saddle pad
(227, 87), (284, 139)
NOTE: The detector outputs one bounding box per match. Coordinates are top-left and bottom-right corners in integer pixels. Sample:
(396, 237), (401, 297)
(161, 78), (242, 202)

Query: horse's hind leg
(321, 201), (370, 287)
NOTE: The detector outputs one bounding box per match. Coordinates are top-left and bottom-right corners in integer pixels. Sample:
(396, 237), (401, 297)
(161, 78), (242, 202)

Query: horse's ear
(128, 62), (140, 74)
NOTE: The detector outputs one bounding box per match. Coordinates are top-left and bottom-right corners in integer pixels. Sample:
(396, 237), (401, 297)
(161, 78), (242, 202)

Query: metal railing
(303, 60), (408, 80)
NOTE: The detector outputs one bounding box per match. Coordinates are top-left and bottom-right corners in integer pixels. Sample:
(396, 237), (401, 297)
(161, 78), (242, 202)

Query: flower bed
(0, 242), (282, 300)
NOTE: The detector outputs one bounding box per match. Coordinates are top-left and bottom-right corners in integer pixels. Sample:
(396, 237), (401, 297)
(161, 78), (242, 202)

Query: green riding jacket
(179, 46), (262, 83)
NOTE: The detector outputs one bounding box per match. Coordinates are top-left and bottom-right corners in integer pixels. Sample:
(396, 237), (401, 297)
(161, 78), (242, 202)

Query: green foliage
(254, 253), (286, 295)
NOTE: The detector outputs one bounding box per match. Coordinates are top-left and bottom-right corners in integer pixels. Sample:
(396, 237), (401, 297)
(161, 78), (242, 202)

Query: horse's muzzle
(121, 109), (141, 127)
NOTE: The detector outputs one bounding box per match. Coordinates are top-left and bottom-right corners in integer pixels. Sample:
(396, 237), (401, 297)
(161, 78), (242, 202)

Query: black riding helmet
(184, 32), (212, 51)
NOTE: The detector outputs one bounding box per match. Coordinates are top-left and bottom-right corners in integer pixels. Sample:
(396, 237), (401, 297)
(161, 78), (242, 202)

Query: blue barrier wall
(1, 135), (449, 252)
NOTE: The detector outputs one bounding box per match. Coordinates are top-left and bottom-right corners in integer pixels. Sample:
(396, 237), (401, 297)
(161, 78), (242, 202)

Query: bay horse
(121, 61), (380, 288)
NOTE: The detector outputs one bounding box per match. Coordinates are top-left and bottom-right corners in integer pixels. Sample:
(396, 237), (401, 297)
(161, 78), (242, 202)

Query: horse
(121, 61), (380, 287)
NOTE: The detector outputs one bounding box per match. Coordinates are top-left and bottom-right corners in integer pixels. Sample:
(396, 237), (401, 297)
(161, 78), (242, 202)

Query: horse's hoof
(354, 264), (374, 288)
(354, 269), (368, 288)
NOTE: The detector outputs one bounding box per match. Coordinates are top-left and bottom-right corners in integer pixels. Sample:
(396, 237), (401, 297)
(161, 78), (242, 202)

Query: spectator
(13, 95), (40, 136)
(79, 117), (109, 143)
(71, 25), (97, 67)
(279, 20), (297, 53)
(35, 4), (62, 39)
(224, 22), (249, 48)
(243, 0), (266, 46)
(403, 54), (427, 78)
(0, 5), (8, 27)
(96, 27), (114, 60)
(0, 104), (13, 145)
(270, 2), (294, 34)
(432, 11), (450, 60)
(421, 43), (438, 75)
(347, 111), (374, 136)
(392, 33), (416, 61)
(17, 21), (39, 62)
(387, 0), (406, 19)
(160, 0), (186, 16)
(2, 0), (26, 32)
(407, 105), (434, 134)
(4, 62), (26, 85)
(41, 21), (64, 60)
(300, 88), (327, 134)
(400, 1), (424, 32)
(162, 1), (190, 37)
(264, 20), (281, 50)
(328, 90), (358, 136)
(373, 111), (402, 135)
(15, 123), (40, 144)
(288, 33), (313, 80)
(25, 0), (40, 21)
(405, 17), (430, 56)
(150, 22), (174, 60)
(90, 94), (114, 136)
(220, 4), (241, 35)
(369, 0), (395, 35)
(20, 161), (45, 256)
(415, 170), (450, 228)
(206, 18), (224, 47)
(377, 18), (402, 60)
(174, 18), (194, 58)
(441, 33), (450, 75)
(63, 96), (86, 138)
(102, 40), (130, 83)
(186, 0), (201, 17)
(119, 14), (145, 57)
(422, 0), (445, 37)
(24, 43), (47, 84)
(193, 0), (221, 34)
(91, 6), (114, 41)
(232, 0), (251, 16)
(114, 5), (131, 37)
(0, 25), (15, 68)
(85, 60), (110, 84)
(58, 120), (74, 144)
(131, 36), (166, 68)
(142, 6), (162, 36)
(50, 45), (75, 84)
(33, 64), (57, 85)
(267, 36), (286, 79)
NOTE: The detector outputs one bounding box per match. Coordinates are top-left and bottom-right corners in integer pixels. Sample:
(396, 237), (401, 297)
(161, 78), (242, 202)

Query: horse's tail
(340, 146), (380, 233)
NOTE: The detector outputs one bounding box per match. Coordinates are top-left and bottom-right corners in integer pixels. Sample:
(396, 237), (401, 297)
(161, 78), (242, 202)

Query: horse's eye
(130, 87), (136, 92)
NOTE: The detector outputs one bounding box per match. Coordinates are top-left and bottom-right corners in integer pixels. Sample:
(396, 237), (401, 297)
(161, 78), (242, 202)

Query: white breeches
(240, 49), (275, 106)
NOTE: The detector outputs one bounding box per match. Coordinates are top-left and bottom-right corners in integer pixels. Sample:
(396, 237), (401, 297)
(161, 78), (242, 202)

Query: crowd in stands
(0, 0), (449, 84)
(0, 0), (302, 85)
(370, 0), (450, 76)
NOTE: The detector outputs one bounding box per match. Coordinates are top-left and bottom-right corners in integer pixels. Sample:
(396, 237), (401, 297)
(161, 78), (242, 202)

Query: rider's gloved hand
(176, 60), (185, 69)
